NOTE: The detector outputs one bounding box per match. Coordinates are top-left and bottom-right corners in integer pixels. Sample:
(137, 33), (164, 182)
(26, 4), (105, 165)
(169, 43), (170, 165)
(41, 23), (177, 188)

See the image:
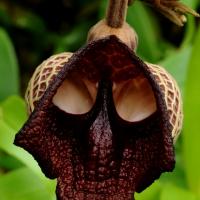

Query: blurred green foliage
(0, 0), (200, 199)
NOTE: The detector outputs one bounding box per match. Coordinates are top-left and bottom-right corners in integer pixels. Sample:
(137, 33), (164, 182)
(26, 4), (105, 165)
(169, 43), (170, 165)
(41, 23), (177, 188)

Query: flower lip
(14, 35), (175, 200)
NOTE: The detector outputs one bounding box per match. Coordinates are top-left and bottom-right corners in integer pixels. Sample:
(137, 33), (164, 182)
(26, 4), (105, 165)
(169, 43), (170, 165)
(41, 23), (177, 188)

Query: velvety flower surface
(14, 36), (175, 200)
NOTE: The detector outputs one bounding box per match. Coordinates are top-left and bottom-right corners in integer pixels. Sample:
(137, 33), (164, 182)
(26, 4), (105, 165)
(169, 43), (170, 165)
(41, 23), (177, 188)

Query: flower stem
(106, 0), (129, 28)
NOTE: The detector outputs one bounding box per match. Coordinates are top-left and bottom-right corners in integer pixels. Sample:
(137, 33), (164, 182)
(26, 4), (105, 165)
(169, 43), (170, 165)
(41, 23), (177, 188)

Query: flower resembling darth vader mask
(14, 0), (186, 199)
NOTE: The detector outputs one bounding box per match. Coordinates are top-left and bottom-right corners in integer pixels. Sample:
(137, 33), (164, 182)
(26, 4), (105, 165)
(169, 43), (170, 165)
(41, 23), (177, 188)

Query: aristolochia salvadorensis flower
(14, 0), (186, 199)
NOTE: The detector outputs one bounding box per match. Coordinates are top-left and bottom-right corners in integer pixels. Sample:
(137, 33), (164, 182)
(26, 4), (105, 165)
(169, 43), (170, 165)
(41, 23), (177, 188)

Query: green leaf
(0, 8), (12, 26)
(0, 119), (42, 178)
(181, 0), (199, 9)
(127, 2), (162, 62)
(0, 106), (2, 119)
(14, 11), (46, 34)
(183, 26), (200, 197)
(181, 0), (199, 48)
(135, 181), (161, 200)
(98, 0), (108, 19)
(0, 96), (56, 197)
(181, 16), (196, 48)
(0, 152), (23, 170)
(159, 151), (187, 188)
(0, 168), (54, 200)
(0, 95), (27, 130)
(0, 28), (19, 101)
(160, 184), (197, 200)
(54, 22), (91, 53)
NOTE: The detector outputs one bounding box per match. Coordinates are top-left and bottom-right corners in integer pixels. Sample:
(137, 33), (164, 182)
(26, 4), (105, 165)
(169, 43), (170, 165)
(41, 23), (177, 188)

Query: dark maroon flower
(14, 36), (182, 200)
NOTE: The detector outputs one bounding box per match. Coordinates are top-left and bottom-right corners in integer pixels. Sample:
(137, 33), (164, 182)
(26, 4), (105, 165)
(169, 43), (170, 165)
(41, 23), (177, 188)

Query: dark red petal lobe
(14, 36), (175, 200)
